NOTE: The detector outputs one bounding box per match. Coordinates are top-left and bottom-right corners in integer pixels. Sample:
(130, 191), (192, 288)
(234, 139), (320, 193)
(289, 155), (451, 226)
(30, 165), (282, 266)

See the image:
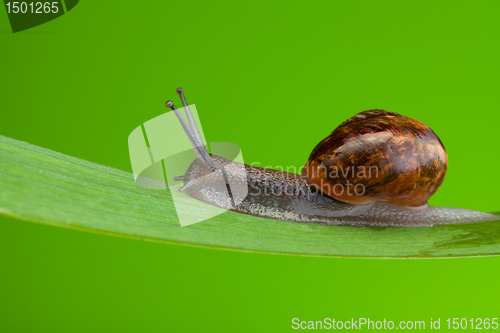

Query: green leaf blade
(1, 135), (499, 258)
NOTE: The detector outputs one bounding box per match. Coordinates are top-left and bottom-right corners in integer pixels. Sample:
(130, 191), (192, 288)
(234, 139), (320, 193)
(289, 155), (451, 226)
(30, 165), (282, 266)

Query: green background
(1, 1), (500, 332)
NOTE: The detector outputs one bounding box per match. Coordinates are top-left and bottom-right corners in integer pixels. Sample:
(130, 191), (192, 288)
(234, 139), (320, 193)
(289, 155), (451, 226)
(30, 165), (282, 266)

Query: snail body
(181, 154), (496, 227)
(166, 89), (499, 227)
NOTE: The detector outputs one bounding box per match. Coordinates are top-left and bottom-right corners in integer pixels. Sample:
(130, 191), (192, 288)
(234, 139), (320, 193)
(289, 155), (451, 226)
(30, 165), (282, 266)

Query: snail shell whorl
(302, 109), (448, 207)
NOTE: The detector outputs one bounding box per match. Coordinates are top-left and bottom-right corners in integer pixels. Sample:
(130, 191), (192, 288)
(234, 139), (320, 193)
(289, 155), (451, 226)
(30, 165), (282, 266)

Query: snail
(165, 88), (499, 227)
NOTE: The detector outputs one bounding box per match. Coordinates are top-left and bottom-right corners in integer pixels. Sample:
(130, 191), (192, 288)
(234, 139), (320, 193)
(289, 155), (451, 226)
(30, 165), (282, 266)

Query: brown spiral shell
(301, 110), (448, 207)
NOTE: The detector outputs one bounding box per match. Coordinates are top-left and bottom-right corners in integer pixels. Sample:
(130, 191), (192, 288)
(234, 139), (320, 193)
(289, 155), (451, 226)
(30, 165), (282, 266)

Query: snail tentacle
(165, 99), (214, 170)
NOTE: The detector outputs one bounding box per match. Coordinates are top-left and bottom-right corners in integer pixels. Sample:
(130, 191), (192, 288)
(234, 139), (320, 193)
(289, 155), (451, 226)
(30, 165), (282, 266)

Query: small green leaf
(0, 135), (499, 258)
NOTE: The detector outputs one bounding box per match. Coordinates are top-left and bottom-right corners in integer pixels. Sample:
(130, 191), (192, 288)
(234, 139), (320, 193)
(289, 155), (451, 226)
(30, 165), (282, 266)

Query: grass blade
(1, 135), (499, 258)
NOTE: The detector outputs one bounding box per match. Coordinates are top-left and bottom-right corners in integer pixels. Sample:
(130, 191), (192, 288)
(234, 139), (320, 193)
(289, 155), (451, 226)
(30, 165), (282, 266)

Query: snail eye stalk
(176, 88), (206, 150)
(165, 98), (214, 169)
